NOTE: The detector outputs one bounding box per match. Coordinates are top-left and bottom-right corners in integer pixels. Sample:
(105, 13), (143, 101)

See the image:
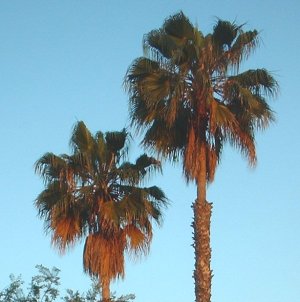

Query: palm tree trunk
(101, 277), (110, 302)
(193, 142), (213, 302)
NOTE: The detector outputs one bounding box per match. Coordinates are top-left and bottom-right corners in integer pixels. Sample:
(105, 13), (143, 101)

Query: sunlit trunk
(101, 277), (110, 302)
(193, 142), (213, 302)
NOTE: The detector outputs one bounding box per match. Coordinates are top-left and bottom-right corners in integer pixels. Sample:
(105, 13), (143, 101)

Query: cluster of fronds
(125, 11), (278, 183)
(35, 121), (167, 285)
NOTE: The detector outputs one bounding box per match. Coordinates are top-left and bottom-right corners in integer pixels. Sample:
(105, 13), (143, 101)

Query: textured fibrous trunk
(101, 277), (110, 302)
(193, 142), (213, 302)
(193, 198), (212, 302)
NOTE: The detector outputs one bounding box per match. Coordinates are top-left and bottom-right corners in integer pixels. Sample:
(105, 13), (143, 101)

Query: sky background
(0, 1), (299, 302)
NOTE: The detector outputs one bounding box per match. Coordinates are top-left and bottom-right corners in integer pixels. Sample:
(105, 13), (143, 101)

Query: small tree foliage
(0, 265), (135, 302)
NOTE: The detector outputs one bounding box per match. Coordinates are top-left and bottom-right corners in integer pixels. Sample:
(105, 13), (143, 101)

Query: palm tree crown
(35, 121), (167, 300)
(125, 12), (278, 302)
(125, 12), (278, 181)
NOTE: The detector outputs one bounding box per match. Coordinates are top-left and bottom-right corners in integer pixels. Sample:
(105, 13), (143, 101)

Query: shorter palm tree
(35, 121), (167, 301)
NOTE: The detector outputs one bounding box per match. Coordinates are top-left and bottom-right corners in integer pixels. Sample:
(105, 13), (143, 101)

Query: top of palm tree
(35, 121), (168, 283)
(125, 11), (278, 182)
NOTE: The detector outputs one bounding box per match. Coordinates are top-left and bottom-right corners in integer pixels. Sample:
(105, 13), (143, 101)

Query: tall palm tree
(35, 121), (167, 301)
(125, 12), (278, 302)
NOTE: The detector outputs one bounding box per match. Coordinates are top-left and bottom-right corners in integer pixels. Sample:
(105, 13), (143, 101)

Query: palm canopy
(125, 12), (278, 182)
(35, 121), (167, 289)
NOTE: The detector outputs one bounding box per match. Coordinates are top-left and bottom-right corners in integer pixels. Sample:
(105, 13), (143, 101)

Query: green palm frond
(142, 114), (188, 159)
(94, 131), (107, 164)
(230, 69), (279, 97)
(118, 185), (167, 223)
(163, 11), (195, 40)
(116, 162), (141, 185)
(125, 57), (161, 85)
(116, 154), (161, 185)
(135, 154), (162, 176)
(143, 29), (176, 60)
(105, 129), (127, 152)
(34, 153), (68, 182)
(213, 19), (241, 48)
(228, 30), (259, 69)
(70, 121), (94, 154)
(144, 186), (168, 209)
(140, 71), (172, 103)
(143, 12), (201, 67)
(35, 181), (68, 217)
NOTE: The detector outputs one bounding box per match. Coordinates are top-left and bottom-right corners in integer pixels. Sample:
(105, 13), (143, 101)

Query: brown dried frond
(83, 232), (126, 282)
(51, 216), (81, 252)
(206, 146), (218, 183)
(124, 224), (151, 257)
(184, 127), (201, 181)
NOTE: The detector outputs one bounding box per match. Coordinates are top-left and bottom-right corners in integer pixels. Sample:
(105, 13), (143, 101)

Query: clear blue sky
(1, 1), (299, 301)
